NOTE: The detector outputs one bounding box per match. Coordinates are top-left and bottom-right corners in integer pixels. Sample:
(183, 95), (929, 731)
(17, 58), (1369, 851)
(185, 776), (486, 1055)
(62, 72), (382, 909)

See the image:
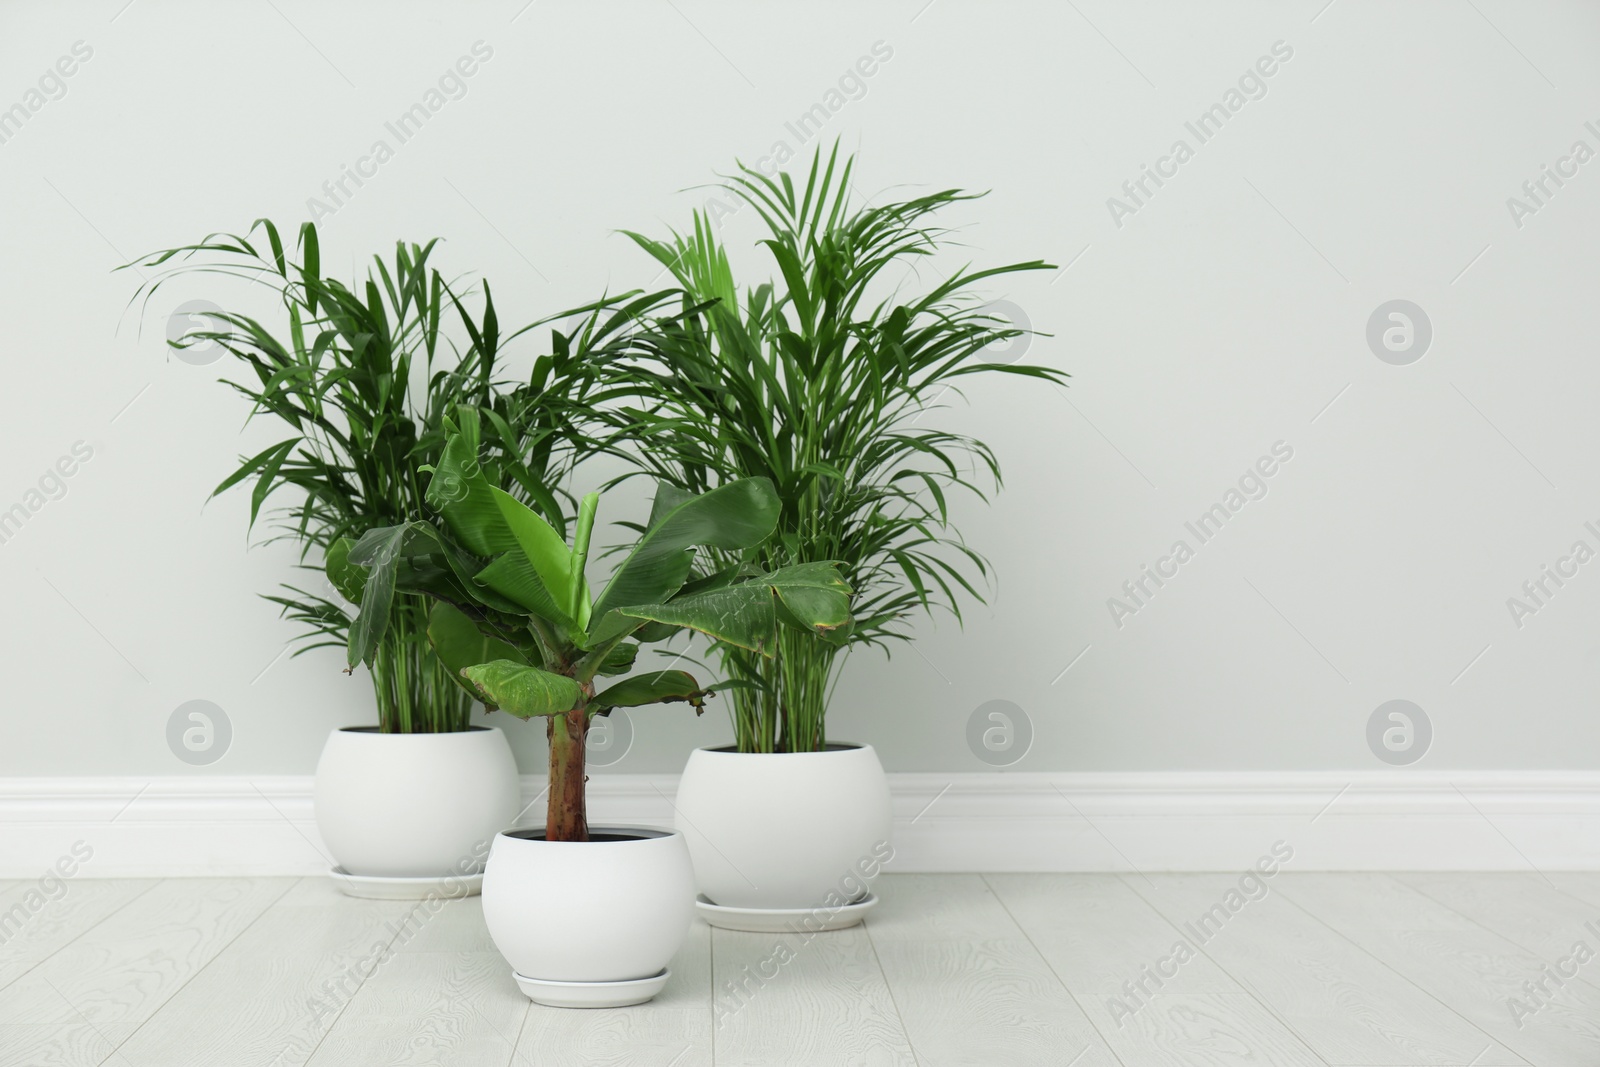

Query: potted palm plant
(124, 221), (636, 895)
(343, 413), (851, 1005)
(598, 146), (1068, 924)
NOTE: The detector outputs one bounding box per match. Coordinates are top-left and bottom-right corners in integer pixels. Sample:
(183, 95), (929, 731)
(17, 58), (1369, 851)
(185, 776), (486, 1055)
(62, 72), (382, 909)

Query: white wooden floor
(3, 872), (1599, 1066)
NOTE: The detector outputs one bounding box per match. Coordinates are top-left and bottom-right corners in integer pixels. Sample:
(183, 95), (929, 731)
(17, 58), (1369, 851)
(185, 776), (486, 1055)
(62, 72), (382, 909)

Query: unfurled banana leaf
(616, 562), (851, 654)
(427, 602), (530, 707)
(461, 660), (584, 719)
(592, 670), (709, 714)
(595, 641), (638, 676)
(588, 478), (779, 622)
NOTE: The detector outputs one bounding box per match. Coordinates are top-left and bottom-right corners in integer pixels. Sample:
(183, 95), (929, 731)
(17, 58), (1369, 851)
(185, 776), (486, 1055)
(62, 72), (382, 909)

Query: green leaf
(426, 420), (515, 557)
(618, 561), (852, 655)
(427, 602), (529, 707)
(591, 670), (709, 714)
(489, 487), (574, 612)
(324, 537), (366, 603)
(210, 436), (297, 504)
(569, 491), (599, 627)
(461, 660), (583, 720)
(596, 641), (638, 676)
(767, 561), (855, 630)
(473, 551), (574, 629)
(589, 478), (780, 622)
(346, 524), (408, 668)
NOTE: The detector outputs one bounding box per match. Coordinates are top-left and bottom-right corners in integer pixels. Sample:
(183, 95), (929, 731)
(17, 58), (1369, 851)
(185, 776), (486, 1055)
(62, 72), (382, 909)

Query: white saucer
(513, 968), (670, 1007)
(328, 866), (483, 900)
(694, 892), (877, 932)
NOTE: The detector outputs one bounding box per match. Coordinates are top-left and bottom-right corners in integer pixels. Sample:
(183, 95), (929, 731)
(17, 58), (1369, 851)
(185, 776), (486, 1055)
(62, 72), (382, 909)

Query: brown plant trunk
(546, 708), (589, 842)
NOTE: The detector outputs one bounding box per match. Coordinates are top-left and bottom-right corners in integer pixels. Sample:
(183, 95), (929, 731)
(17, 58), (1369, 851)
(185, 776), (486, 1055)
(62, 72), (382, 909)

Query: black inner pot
(505, 828), (670, 843)
(704, 742), (861, 753)
(340, 725), (493, 733)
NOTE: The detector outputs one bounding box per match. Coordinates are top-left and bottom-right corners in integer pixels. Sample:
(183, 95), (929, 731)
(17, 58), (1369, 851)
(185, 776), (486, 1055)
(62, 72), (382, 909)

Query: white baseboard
(2, 771), (1596, 878)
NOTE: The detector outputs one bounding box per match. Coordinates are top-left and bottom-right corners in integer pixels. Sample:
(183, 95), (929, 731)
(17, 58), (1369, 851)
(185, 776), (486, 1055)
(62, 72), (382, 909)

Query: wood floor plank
(870, 873), (1023, 941)
(1075, 991), (1326, 1066)
(0, 879), (160, 993)
(1542, 873), (1600, 910)
(7, 871), (1599, 1067)
(514, 916), (712, 1067)
(866, 875), (1122, 1066)
(1277, 874), (1600, 1066)
(1397, 871), (1600, 990)
(712, 922), (914, 1066)
(1126, 874), (1527, 1066)
(305, 949), (523, 1067)
(0, 878), (295, 1067)
(986, 873), (1240, 993)
(110, 878), (418, 1067)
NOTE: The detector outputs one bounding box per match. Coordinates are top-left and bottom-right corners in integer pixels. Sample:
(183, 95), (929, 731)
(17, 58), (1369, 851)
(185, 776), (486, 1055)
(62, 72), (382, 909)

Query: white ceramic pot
(481, 826), (695, 1006)
(313, 726), (520, 879)
(674, 744), (893, 910)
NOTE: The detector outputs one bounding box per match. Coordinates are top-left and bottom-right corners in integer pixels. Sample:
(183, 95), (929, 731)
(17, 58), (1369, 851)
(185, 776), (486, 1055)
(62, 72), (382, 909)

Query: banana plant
(339, 411), (853, 841)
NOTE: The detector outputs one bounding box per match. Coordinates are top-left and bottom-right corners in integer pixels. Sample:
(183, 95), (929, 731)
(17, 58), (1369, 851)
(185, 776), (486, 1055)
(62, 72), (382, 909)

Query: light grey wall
(3, 0), (1597, 777)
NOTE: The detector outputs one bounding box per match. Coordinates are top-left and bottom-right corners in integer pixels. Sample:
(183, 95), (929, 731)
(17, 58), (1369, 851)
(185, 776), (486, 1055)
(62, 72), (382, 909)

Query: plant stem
(372, 600), (471, 733)
(546, 709), (589, 841)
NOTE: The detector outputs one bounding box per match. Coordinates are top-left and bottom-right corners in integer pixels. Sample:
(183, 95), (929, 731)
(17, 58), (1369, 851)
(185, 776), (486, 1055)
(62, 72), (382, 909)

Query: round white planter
(313, 726), (519, 881)
(674, 744), (893, 910)
(481, 826), (695, 1006)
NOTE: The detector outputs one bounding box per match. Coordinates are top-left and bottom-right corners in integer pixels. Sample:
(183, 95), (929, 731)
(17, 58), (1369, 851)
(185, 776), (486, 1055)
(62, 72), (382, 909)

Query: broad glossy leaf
(765, 561), (853, 630)
(473, 551), (574, 629)
(589, 478), (780, 621)
(427, 601), (530, 709)
(346, 524), (408, 668)
(490, 487), (574, 611)
(618, 586), (776, 654)
(592, 670), (708, 714)
(645, 482), (694, 529)
(461, 660), (582, 720)
(595, 641), (638, 676)
(570, 491), (598, 627)
(426, 421), (515, 557)
(617, 561), (852, 655)
(324, 537), (366, 603)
